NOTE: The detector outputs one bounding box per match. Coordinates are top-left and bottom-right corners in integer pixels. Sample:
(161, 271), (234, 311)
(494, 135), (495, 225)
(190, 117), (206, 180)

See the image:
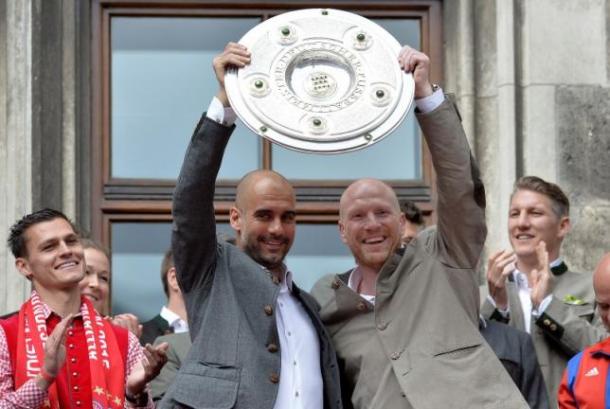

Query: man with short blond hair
(482, 176), (607, 399)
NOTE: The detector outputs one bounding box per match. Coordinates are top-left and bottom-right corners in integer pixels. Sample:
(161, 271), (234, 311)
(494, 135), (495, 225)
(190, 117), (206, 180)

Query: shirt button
(68, 343), (75, 349)
(295, 391), (299, 397)
(73, 385), (79, 391)
(264, 305), (274, 316)
(75, 401), (81, 406)
(267, 343), (278, 353)
(269, 372), (280, 384)
(390, 351), (401, 360)
(70, 357), (77, 364)
(72, 371), (78, 377)
(68, 330), (74, 337)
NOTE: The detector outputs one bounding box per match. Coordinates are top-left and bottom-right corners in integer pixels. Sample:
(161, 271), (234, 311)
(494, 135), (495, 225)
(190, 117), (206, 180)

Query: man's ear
(167, 267), (180, 292)
(398, 212), (406, 232)
(15, 258), (33, 281)
(338, 220), (348, 244)
(229, 206), (242, 232)
(557, 216), (571, 240)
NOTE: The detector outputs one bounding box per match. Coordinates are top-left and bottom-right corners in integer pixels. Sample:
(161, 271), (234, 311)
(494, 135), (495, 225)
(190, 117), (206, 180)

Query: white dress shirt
(273, 269), (323, 409)
(159, 306), (189, 333)
(347, 267), (376, 305)
(487, 259), (560, 333)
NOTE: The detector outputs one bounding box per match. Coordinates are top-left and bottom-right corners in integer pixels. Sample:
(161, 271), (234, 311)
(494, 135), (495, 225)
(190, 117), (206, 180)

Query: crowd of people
(0, 42), (608, 409)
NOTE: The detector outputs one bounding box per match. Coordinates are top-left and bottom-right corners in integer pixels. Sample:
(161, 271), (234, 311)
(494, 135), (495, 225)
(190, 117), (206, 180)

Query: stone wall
(445, 0), (610, 274)
(0, 0), (81, 313)
(0, 0), (608, 313)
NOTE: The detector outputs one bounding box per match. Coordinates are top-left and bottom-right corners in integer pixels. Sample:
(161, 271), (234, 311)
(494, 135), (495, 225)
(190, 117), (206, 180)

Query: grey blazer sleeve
(415, 97), (487, 270)
(534, 295), (607, 355)
(172, 114), (235, 305)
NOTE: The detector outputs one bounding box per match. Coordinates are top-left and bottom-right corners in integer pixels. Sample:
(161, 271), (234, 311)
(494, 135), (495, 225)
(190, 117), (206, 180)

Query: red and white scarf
(15, 292), (125, 408)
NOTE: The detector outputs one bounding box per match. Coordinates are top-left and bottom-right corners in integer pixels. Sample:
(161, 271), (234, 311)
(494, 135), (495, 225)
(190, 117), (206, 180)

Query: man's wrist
(415, 82), (435, 99)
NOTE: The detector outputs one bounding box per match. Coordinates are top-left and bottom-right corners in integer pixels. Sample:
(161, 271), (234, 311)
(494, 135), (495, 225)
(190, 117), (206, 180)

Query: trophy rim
(225, 8), (415, 154)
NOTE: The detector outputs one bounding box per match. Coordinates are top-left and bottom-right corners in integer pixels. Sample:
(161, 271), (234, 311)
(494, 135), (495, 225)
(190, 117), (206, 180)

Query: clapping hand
(531, 241), (554, 308)
(486, 250), (517, 311)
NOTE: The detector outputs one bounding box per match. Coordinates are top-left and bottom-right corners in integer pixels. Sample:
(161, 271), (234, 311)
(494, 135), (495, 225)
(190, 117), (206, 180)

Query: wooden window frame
(90, 0), (443, 241)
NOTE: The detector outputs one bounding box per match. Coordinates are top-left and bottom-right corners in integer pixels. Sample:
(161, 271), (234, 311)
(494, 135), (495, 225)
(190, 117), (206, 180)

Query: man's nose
(268, 217), (283, 234)
(517, 211), (530, 228)
(88, 273), (99, 288)
(363, 213), (381, 229)
(58, 240), (73, 256)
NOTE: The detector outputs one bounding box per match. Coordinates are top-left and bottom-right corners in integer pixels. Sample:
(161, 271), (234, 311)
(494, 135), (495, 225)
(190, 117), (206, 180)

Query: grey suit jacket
(151, 332), (192, 402)
(140, 313), (172, 346)
(159, 115), (342, 409)
(481, 265), (608, 401)
(312, 98), (527, 409)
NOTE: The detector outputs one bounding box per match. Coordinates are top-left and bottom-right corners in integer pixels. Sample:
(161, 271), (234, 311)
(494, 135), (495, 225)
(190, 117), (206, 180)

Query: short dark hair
(512, 176), (570, 218)
(160, 248), (174, 298)
(7, 208), (76, 258)
(399, 200), (424, 226)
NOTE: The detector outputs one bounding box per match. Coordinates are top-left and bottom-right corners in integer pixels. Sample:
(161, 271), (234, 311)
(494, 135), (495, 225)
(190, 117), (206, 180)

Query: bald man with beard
(159, 43), (342, 409)
(311, 47), (526, 408)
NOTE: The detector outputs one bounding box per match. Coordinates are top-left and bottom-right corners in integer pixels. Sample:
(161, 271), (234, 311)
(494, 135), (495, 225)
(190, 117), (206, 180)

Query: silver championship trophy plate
(225, 8), (415, 154)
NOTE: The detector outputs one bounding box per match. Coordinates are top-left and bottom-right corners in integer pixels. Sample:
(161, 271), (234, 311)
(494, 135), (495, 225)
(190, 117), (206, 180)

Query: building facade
(1, 0), (609, 316)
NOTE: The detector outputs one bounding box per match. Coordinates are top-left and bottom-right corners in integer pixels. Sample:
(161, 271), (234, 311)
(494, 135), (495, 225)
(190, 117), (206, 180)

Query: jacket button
(73, 385), (79, 391)
(390, 351), (401, 360)
(269, 372), (280, 383)
(264, 305), (274, 316)
(377, 322), (388, 331)
(550, 323), (558, 332)
(357, 301), (368, 312)
(267, 343), (279, 353)
(272, 276), (280, 285)
(543, 318), (551, 326)
(331, 279), (341, 289)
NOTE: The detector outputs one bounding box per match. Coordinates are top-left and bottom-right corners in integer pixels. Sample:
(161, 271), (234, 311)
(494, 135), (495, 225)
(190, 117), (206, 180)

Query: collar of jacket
(507, 261), (568, 282)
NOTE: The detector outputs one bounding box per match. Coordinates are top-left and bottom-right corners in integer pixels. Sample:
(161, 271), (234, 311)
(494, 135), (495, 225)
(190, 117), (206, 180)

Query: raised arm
(402, 47), (486, 269)
(171, 43), (250, 295)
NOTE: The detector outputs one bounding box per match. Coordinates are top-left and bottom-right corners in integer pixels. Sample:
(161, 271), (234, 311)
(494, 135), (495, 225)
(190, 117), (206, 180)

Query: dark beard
(243, 242), (285, 272)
